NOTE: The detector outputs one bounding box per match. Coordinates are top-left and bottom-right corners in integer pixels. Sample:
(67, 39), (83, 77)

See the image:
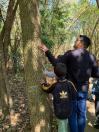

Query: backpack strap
(58, 79), (77, 92)
(58, 79), (67, 83)
(68, 80), (77, 92)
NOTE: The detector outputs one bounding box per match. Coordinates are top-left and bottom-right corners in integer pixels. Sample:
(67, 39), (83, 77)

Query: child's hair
(54, 63), (67, 77)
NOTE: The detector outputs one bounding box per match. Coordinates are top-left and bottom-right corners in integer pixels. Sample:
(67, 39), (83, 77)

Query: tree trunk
(0, 36), (10, 117)
(0, 0), (19, 122)
(0, 0), (18, 69)
(19, 0), (51, 131)
(96, 0), (99, 8)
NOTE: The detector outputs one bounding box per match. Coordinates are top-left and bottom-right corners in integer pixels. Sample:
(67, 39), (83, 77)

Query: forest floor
(0, 73), (31, 132)
(0, 73), (99, 132)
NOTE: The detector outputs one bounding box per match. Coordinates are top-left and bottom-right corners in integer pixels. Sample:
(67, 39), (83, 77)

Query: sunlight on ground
(9, 96), (13, 108)
(87, 101), (95, 116)
(0, 109), (3, 117)
(10, 110), (21, 126)
(4, 94), (9, 104)
(88, 121), (93, 127)
(35, 119), (45, 132)
(39, 104), (45, 112)
(85, 101), (99, 132)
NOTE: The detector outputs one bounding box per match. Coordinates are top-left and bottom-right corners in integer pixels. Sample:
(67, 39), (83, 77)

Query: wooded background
(0, 0), (99, 131)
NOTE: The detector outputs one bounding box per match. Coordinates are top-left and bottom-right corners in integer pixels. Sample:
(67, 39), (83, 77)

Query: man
(39, 35), (99, 132)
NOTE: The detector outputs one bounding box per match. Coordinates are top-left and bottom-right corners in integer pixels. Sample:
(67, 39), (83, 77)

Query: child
(41, 63), (77, 132)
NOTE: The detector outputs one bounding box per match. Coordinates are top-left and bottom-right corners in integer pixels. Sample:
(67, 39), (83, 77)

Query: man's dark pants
(68, 91), (88, 132)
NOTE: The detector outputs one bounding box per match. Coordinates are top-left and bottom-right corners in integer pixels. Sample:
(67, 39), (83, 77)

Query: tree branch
(91, 17), (99, 39)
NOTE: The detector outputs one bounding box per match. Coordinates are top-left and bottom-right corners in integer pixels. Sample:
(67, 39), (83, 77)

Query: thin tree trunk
(0, 36), (10, 117)
(0, 0), (18, 69)
(0, 0), (18, 120)
(96, 0), (99, 8)
(91, 17), (99, 39)
(19, 0), (51, 131)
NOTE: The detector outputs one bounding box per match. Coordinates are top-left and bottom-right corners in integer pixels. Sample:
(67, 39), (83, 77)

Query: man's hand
(39, 44), (49, 52)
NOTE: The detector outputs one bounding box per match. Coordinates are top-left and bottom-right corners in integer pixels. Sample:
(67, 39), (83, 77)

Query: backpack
(52, 80), (77, 119)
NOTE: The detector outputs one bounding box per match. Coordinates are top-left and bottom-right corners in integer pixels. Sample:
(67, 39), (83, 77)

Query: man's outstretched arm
(39, 43), (67, 66)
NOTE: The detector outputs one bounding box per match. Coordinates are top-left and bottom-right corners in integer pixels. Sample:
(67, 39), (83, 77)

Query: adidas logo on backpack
(52, 79), (77, 119)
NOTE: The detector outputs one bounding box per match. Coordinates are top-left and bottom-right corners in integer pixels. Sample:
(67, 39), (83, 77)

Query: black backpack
(52, 80), (77, 119)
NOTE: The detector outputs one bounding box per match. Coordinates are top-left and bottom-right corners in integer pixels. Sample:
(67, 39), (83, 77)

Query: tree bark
(0, 35), (10, 117)
(0, 0), (18, 69)
(0, 0), (18, 119)
(19, 0), (51, 131)
(96, 0), (99, 8)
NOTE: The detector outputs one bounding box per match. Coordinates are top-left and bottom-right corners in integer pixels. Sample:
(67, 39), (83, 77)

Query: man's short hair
(79, 35), (91, 48)
(54, 63), (67, 77)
